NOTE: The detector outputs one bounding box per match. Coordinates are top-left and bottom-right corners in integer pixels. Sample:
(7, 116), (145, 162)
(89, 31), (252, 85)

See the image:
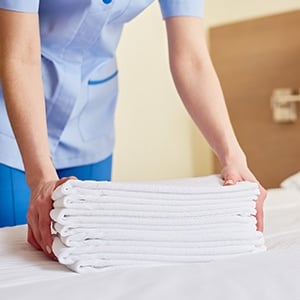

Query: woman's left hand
(27, 176), (76, 259)
(220, 164), (267, 232)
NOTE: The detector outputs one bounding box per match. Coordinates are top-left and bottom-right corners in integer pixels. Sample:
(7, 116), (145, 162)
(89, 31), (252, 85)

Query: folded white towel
(60, 231), (264, 247)
(53, 235), (265, 263)
(53, 195), (258, 210)
(58, 227), (262, 246)
(52, 237), (266, 273)
(50, 175), (265, 273)
(53, 220), (257, 238)
(52, 176), (259, 200)
(50, 213), (257, 228)
(50, 206), (256, 226)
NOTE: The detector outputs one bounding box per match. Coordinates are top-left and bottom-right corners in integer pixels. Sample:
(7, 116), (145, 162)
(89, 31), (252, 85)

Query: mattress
(0, 187), (300, 300)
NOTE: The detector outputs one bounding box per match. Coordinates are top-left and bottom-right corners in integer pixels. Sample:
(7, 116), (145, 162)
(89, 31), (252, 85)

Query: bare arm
(0, 9), (56, 183)
(0, 9), (62, 257)
(165, 17), (266, 231)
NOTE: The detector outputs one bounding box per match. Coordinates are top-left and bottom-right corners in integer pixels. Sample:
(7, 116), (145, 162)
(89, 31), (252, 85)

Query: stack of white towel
(50, 175), (266, 273)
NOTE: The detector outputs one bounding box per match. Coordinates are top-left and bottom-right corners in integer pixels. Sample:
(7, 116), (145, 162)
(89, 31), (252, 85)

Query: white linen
(51, 175), (259, 197)
(280, 171), (300, 189)
(0, 187), (300, 299)
(50, 176), (264, 272)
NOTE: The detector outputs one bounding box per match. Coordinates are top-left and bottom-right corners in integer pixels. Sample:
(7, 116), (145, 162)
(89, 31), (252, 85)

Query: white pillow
(280, 172), (300, 189)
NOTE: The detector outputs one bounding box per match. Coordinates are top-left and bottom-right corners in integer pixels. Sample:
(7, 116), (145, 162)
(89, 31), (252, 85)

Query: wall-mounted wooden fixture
(271, 88), (300, 123)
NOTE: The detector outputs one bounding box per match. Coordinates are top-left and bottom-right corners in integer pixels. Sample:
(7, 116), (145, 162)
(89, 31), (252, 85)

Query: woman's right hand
(27, 176), (75, 260)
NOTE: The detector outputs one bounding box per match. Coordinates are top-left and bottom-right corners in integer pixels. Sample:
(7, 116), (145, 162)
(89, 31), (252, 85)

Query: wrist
(217, 146), (247, 168)
(25, 157), (58, 189)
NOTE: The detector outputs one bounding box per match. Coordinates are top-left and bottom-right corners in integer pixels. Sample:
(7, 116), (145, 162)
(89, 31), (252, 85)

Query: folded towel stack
(50, 175), (266, 273)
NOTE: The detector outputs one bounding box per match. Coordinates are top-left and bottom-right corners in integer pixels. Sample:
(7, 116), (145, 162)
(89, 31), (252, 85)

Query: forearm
(0, 9), (57, 187)
(170, 53), (245, 165)
(1, 60), (58, 186)
(166, 17), (246, 166)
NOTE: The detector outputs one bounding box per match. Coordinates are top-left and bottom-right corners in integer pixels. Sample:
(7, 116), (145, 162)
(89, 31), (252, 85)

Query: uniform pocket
(79, 65), (118, 142)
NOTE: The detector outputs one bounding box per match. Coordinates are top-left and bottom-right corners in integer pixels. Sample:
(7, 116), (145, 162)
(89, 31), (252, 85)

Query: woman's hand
(221, 163), (267, 232)
(27, 176), (75, 260)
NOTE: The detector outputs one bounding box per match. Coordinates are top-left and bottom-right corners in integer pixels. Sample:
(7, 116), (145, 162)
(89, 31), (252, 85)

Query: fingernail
(46, 245), (52, 254)
(224, 179), (234, 185)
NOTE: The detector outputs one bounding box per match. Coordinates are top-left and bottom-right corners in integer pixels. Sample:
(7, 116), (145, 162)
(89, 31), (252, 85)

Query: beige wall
(112, 1), (300, 181)
(205, 0), (300, 27)
(113, 2), (212, 181)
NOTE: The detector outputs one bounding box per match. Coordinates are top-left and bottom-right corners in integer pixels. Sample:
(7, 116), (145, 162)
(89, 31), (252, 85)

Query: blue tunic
(0, 0), (204, 170)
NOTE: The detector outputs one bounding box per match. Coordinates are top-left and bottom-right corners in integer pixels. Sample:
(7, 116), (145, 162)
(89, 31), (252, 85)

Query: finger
(27, 207), (43, 250)
(256, 205), (264, 232)
(39, 218), (56, 260)
(256, 185), (267, 232)
(224, 179), (235, 185)
(38, 199), (57, 260)
(223, 174), (242, 185)
(221, 167), (243, 185)
(54, 176), (77, 190)
(59, 176), (77, 183)
(27, 224), (42, 251)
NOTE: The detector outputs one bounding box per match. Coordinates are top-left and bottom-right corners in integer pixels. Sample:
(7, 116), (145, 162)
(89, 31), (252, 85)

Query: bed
(0, 184), (300, 300)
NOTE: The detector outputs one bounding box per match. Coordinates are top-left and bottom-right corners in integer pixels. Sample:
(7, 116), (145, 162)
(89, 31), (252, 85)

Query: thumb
(54, 176), (77, 189)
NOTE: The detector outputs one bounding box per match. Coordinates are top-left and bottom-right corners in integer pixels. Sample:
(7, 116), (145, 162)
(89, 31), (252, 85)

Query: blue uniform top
(0, 0), (204, 170)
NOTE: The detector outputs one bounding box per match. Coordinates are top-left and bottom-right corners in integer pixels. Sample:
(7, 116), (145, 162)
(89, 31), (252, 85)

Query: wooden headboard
(210, 10), (300, 188)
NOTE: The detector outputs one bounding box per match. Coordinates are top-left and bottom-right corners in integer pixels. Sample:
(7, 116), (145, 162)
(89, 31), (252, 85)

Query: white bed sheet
(0, 188), (300, 300)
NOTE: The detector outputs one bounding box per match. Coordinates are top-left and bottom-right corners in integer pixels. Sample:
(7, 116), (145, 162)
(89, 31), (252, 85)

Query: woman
(0, 0), (266, 259)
